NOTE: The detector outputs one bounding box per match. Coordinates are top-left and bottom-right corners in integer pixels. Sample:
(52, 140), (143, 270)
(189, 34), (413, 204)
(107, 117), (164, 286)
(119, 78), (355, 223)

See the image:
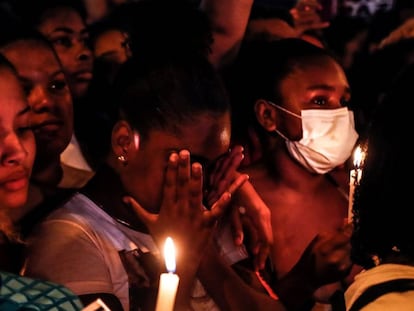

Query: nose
(1, 133), (28, 167)
(29, 86), (53, 113)
(77, 41), (93, 62)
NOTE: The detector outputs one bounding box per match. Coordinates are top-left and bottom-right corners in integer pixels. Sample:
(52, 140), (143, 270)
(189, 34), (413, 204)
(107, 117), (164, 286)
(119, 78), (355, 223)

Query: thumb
(230, 205), (244, 246)
(123, 195), (157, 227)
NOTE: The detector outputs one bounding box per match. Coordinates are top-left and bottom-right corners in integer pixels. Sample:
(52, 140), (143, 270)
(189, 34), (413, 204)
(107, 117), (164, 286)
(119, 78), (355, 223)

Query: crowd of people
(0, 0), (413, 310)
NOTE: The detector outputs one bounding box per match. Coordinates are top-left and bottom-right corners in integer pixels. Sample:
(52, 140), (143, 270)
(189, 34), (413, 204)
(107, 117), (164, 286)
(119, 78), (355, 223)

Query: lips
(32, 120), (63, 134)
(73, 71), (93, 82)
(0, 171), (29, 192)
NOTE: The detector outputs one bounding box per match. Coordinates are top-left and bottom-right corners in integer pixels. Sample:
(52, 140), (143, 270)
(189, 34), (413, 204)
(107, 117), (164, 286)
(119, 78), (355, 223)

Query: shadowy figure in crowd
(12, 0), (97, 186)
(345, 62), (414, 310)
(245, 1), (329, 48)
(347, 38), (414, 135)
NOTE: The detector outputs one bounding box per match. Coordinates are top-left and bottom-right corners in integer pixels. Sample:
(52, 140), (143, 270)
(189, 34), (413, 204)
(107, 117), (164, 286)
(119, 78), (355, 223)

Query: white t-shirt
(345, 264), (414, 310)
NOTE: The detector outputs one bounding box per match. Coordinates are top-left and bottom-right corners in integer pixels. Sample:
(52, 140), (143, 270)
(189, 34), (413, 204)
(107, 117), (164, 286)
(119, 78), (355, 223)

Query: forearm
(199, 0), (253, 68)
(174, 260), (200, 311)
(273, 265), (318, 311)
(197, 242), (285, 311)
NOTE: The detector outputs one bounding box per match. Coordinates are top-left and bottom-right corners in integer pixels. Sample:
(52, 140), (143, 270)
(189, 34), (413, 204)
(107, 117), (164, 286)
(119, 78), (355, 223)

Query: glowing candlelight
(133, 131), (140, 150)
(155, 237), (179, 311)
(348, 145), (364, 223)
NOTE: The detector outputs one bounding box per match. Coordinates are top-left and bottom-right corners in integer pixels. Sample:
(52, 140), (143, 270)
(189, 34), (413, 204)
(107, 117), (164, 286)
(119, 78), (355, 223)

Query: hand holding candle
(348, 145), (364, 223)
(155, 237), (180, 311)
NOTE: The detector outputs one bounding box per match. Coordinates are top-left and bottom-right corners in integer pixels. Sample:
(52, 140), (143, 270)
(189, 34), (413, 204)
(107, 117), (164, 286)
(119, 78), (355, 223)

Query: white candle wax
(155, 272), (179, 311)
(155, 237), (179, 311)
(348, 146), (364, 223)
(348, 169), (358, 222)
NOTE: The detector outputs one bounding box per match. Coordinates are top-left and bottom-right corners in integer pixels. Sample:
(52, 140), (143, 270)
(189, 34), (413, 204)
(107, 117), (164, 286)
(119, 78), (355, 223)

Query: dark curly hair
(351, 62), (414, 268)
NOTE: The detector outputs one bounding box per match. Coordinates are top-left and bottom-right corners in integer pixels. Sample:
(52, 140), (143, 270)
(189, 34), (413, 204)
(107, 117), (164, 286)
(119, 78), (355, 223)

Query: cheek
(289, 118), (304, 140)
(277, 113), (303, 141)
(124, 157), (167, 213)
(26, 137), (37, 170)
(53, 48), (72, 67)
(60, 99), (74, 134)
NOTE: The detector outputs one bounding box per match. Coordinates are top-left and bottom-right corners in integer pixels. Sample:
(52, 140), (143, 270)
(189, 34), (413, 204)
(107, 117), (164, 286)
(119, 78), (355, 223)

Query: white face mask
(270, 103), (359, 174)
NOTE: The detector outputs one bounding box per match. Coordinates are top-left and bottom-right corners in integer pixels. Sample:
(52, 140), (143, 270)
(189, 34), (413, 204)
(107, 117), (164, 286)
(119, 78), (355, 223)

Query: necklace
(114, 217), (138, 230)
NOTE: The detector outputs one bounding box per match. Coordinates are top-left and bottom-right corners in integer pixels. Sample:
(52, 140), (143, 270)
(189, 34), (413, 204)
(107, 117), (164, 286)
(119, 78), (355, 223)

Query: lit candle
(155, 237), (180, 311)
(348, 146), (364, 223)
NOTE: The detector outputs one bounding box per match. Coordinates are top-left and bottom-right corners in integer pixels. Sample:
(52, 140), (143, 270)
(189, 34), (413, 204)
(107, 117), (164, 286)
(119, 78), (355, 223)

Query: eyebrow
(50, 27), (74, 34)
(50, 27), (89, 35)
(19, 69), (64, 83)
(307, 84), (351, 94)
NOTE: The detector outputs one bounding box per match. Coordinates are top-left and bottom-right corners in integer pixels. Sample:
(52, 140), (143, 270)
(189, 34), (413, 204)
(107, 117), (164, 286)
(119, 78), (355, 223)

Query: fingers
(206, 146), (244, 206)
(294, 0), (323, 12)
(163, 152), (179, 211)
(176, 150), (191, 214)
(209, 173), (249, 215)
(210, 145), (244, 187)
(230, 205), (244, 246)
(290, 0), (330, 34)
(230, 201), (271, 271)
(254, 244), (270, 272)
(227, 173), (249, 195)
(209, 191), (232, 221)
(189, 162), (204, 213)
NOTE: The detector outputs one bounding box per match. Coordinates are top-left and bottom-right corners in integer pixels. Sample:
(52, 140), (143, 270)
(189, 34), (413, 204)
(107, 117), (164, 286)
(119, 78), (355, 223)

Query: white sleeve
(23, 219), (114, 296)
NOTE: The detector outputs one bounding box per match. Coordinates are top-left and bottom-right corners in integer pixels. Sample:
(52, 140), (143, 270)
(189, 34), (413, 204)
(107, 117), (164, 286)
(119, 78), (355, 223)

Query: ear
(254, 99), (278, 132)
(111, 120), (138, 158)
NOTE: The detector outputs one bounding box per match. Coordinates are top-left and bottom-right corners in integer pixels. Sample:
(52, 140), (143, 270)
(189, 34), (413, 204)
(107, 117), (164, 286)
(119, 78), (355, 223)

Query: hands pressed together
(123, 146), (273, 271)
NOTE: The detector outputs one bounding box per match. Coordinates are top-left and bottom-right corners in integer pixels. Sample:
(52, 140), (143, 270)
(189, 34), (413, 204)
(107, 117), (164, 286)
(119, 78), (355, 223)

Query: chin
(3, 194), (27, 210)
(72, 82), (91, 100)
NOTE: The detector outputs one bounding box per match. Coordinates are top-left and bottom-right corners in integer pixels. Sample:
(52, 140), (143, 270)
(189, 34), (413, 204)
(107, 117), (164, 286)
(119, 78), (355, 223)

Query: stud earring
(117, 155), (128, 166)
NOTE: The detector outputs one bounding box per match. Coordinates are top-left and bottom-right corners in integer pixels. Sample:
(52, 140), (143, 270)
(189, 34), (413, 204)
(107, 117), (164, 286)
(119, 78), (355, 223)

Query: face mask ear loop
(267, 101), (302, 119)
(274, 129), (289, 141)
(267, 101), (301, 141)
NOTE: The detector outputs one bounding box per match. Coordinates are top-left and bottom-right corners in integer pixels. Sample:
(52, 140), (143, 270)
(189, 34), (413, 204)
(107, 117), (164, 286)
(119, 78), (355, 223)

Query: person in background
(347, 37), (414, 135)
(225, 38), (359, 310)
(0, 53), (83, 311)
(245, 1), (329, 48)
(345, 62), (414, 310)
(0, 29), (76, 230)
(13, 0), (96, 187)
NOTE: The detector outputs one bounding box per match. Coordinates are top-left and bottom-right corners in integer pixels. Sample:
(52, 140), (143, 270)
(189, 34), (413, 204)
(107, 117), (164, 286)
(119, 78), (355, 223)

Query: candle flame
(164, 237), (176, 273)
(353, 145), (364, 168)
(133, 131), (140, 150)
